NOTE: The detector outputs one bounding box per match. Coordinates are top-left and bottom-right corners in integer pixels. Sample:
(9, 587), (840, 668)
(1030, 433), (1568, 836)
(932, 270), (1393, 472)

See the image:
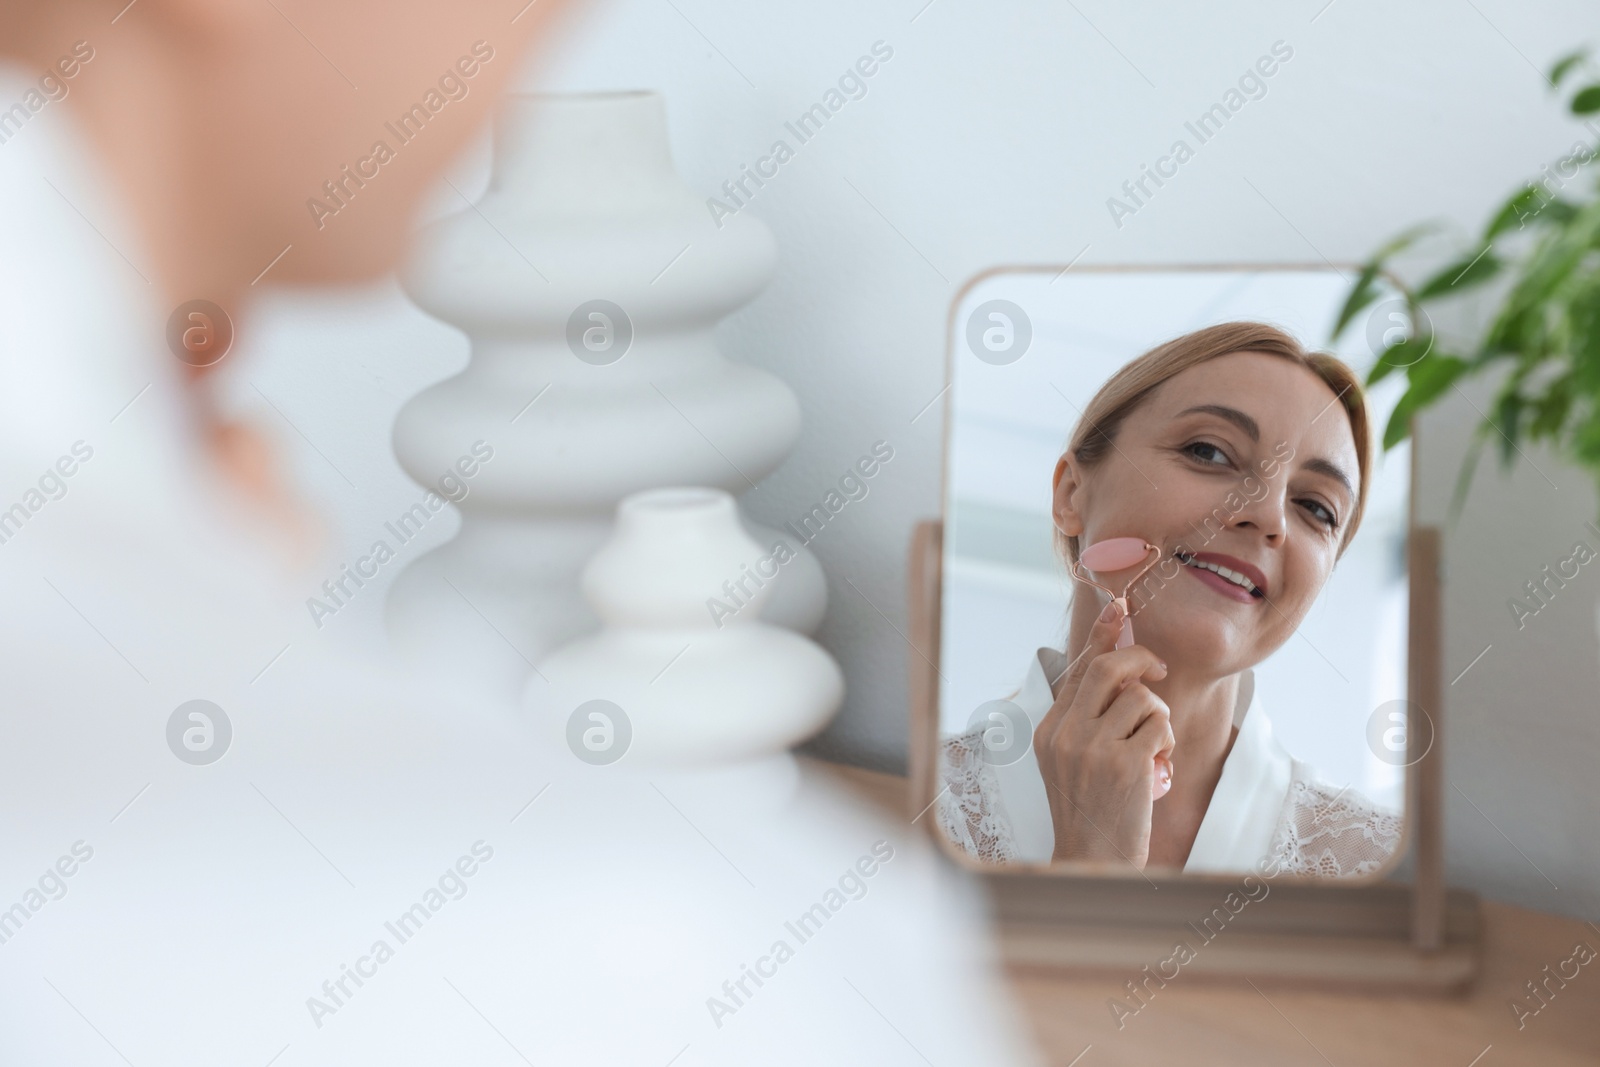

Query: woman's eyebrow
(1176, 404), (1259, 442)
(1302, 456), (1354, 498)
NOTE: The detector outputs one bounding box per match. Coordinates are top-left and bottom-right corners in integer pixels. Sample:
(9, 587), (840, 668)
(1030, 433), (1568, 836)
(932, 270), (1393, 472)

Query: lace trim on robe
(933, 729), (1019, 865)
(933, 729), (1402, 878)
(1262, 759), (1404, 879)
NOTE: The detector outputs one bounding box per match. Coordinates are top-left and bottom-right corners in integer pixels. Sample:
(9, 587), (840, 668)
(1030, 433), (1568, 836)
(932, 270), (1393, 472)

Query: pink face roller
(1072, 536), (1173, 800)
(1073, 536), (1161, 650)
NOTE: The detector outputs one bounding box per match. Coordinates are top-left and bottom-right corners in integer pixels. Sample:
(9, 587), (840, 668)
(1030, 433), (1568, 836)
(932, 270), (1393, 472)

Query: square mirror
(926, 265), (1415, 883)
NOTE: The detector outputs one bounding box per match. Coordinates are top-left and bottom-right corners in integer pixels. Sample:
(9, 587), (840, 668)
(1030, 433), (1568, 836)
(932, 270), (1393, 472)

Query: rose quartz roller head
(1074, 536), (1160, 650)
(1072, 536), (1173, 800)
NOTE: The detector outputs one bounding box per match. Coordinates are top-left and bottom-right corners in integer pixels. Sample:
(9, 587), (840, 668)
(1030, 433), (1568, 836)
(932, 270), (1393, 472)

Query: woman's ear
(1052, 452), (1086, 538)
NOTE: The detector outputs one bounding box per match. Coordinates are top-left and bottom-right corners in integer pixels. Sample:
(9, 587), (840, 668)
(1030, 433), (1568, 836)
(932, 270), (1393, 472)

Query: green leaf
(1329, 222), (1439, 341)
(1415, 247), (1501, 301)
(1331, 262), (1385, 343)
(1379, 354), (1469, 450)
(1569, 279), (1600, 391)
(1380, 398), (1414, 450)
(1490, 390), (1526, 467)
(1573, 408), (1600, 468)
(1367, 336), (1432, 387)
(1380, 390), (1423, 450)
(1528, 380), (1573, 440)
(1532, 198), (1581, 228)
(1484, 185), (1545, 241)
(1550, 48), (1590, 88)
(1406, 352), (1469, 402)
(1447, 434), (1487, 524)
(1499, 218), (1594, 330)
(1573, 85), (1600, 114)
(1375, 221), (1443, 261)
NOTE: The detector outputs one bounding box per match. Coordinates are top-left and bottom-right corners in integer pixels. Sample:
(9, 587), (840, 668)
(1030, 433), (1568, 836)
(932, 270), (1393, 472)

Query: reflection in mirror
(934, 268), (1412, 881)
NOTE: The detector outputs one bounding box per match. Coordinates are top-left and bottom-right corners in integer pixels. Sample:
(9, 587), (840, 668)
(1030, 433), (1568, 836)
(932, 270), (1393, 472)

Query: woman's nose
(1230, 485), (1287, 541)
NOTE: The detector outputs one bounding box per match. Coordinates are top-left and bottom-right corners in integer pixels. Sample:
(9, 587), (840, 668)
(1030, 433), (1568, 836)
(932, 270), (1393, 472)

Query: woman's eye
(1183, 441), (1230, 466)
(1299, 499), (1337, 528)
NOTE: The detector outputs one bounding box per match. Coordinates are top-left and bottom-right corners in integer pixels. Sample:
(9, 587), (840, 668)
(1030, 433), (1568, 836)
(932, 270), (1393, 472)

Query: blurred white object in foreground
(0, 66), (1040, 1067)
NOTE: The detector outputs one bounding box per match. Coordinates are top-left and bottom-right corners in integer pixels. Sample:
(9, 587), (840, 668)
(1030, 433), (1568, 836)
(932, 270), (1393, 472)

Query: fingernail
(1098, 599), (1120, 623)
(1159, 660), (1167, 672)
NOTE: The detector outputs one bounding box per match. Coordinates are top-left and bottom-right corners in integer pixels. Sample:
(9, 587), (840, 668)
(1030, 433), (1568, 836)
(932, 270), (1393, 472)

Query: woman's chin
(1137, 605), (1263, 679)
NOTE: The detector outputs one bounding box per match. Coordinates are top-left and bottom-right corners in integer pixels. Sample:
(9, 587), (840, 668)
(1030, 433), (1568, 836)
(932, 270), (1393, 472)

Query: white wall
(222, 0), (1600, 919)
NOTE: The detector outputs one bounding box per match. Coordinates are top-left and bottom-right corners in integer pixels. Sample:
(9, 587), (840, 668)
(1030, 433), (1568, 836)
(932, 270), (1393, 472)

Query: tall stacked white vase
(387, 91), (825, 695)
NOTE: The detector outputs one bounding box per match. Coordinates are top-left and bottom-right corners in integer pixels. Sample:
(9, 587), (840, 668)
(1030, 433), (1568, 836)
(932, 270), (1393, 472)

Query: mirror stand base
(990, 877), (1481, 993)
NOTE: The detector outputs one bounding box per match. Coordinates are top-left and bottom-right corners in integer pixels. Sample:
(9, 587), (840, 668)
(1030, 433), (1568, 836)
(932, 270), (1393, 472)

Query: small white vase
(386, 91), (827, 697)
(527, 486), (844, 765)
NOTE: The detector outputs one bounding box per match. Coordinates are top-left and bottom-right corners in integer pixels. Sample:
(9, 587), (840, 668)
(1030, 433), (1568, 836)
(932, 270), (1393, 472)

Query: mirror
(931, 265), (1413, 881)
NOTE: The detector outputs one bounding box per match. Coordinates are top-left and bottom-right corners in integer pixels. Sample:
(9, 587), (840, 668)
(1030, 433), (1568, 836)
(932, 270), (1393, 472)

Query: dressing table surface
(814, 759), (1600, 1067)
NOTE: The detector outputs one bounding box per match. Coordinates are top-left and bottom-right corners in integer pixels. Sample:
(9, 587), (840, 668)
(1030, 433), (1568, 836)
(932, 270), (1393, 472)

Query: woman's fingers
(1071, 642), (1167, 723)
(1099, 681), (1169, 741)
(1033, 599), (1177, 866)
(1059, 597), (1130, 694)
(1095, 682), (1175, 800)
(1037, 601), (1168, 758)
(1036, 597), (1136, 750)
(1129, 701), (1176, 764)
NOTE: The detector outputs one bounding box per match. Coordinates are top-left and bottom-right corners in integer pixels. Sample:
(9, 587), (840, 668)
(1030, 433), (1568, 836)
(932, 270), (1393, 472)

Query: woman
(937, 322), (1403, 879)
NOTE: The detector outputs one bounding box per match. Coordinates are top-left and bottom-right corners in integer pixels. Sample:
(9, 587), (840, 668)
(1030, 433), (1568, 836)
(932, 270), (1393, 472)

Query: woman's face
(1053, 351), (1362, 677)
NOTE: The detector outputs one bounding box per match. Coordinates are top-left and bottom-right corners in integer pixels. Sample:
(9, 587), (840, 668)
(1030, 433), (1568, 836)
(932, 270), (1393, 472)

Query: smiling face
(1052, 351), (1362, 677)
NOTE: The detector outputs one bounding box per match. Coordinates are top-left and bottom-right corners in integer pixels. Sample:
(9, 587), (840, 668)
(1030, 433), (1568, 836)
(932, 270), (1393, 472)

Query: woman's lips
(1171, 556), (1267, 604)
(1184, 564), (1261, 604)
(1171, 556), (1267, 598)
(1196, 553), (1269, 593)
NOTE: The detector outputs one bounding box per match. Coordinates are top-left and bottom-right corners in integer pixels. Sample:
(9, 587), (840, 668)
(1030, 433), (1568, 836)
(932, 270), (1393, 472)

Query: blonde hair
(1056, 321), (1371, 565)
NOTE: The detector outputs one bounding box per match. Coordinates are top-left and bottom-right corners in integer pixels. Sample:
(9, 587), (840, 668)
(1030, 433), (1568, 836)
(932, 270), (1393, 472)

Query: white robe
(936, 647), (1403, 878)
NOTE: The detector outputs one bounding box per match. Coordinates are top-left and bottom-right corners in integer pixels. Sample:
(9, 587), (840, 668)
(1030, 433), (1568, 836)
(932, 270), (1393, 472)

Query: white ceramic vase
(386, 91), (826, 696)
(529, 486), (844, 765)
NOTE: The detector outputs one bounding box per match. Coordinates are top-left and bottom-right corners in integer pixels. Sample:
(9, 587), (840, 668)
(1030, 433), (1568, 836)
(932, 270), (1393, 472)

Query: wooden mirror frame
(907, 264), (1481, 991)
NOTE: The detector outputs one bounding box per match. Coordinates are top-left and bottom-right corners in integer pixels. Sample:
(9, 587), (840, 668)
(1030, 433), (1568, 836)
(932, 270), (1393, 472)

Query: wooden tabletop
(813, 759), (1600, 1067)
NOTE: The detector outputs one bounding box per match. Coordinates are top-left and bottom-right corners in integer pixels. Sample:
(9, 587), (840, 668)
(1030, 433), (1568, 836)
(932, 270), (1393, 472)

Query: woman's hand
(1032, 598), (1176, 868)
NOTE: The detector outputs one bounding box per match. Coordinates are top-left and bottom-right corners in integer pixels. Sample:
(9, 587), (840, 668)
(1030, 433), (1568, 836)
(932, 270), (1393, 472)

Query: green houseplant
(1331, 48), (1600, 515)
